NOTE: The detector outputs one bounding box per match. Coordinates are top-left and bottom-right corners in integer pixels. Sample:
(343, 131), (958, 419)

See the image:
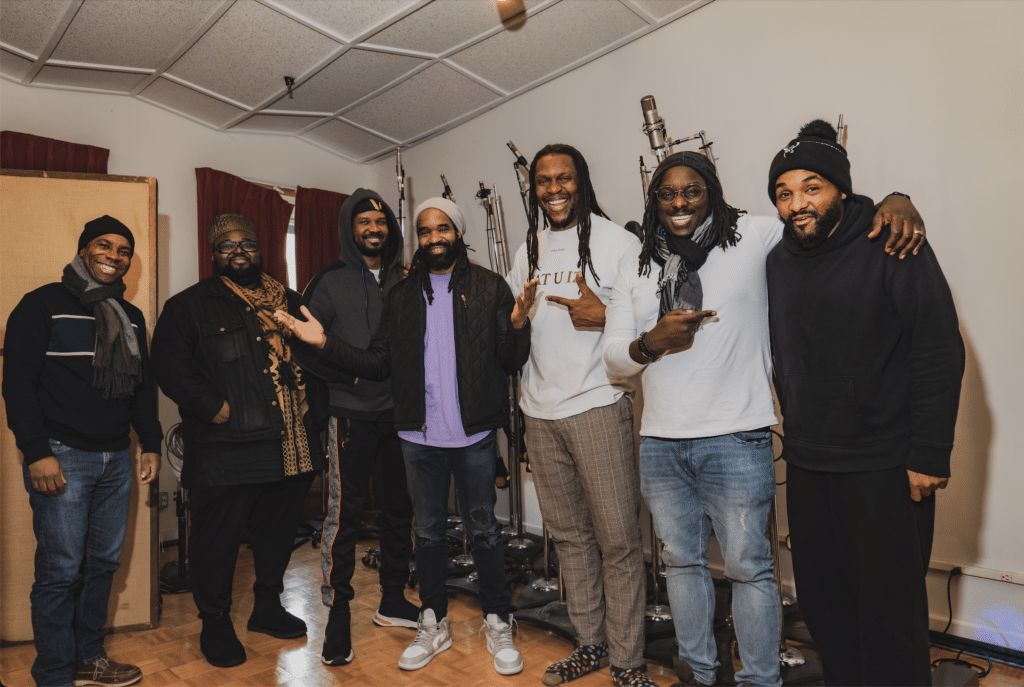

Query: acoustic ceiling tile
(632, 0), (700, 20)
(139, 77), (245, 127)
(450, 0), (646, 92)
(0, 0), (74, 57)
(34, 65), (145, 93)
(367, 0), (546, 55)
(231, 114), (323, 133)
(166, 0), (341, 107)
(1, 48), (34, 81)
(273, 0), (416, 42)
(266, 48), (425, 114)
(50, 0), (224, 70)
(343, 62), (498, 142)
(302, 118), (393, 160)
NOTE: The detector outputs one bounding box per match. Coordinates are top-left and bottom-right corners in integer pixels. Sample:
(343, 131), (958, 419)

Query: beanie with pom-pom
(767, 119), (852, 201)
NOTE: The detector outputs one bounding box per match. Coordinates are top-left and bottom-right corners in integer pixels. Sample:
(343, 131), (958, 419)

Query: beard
(781, 198), (844, 250)
(358, 242), (385, 258)
(420, 236), (464, 272)
(215, 254), (264, 286)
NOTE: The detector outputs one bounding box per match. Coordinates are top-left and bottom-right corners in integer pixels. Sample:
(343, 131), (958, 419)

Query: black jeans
(321, 416), (413, 609)
(188, 472), (315, 616)
(787, 463), (934, 686)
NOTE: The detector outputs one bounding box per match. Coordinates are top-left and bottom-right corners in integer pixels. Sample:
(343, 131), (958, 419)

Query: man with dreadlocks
(506, 144), (654, 687)
(276, 198), (536, 676)
(3, 215), (162, 687)
(603, 150), (928, 687)
(151, 214), (325, 669)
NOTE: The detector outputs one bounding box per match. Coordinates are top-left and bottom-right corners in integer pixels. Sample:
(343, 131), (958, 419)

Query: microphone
(641, 95), (667, 153)
(506, 140), (529, 168)
(440, 174), (453, 202)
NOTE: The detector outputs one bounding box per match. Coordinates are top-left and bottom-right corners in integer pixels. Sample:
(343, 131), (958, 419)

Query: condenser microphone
(440, 174), (454, 202)
(507, 140), (529, 168)
(641, 95), (666, 152)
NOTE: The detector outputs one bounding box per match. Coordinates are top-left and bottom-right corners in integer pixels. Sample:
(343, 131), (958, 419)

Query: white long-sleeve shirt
(602, 214), (783, 438)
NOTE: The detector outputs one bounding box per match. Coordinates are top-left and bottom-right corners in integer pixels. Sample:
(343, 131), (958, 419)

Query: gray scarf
(654, 213), (717, 318)
(61, 255), (141, 400)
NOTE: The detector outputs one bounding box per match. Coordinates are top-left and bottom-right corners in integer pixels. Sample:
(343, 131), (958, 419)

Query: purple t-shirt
(398, 273), (489, 448)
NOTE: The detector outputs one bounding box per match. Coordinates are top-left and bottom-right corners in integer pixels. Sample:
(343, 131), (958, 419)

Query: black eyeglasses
(215, 240), (259, 254)
(655, 184), (706, 204)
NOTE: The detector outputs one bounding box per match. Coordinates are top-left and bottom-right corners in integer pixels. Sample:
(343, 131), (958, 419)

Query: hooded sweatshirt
(766, 195), (964, 477)
(302, 188), (405, 419)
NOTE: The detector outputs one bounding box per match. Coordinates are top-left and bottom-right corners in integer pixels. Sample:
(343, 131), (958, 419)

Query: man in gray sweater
(301, 189), (418, 666)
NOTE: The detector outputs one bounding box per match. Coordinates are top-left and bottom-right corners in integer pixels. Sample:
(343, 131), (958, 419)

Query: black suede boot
(246, 595), (307, 639)
(200, 612), (246, 668)
(373, 588), (420, 628)
(322, 607), (354, 666)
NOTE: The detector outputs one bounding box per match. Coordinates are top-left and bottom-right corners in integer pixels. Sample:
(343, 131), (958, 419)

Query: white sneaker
(398, 609), (452, 671)
(482, 613), (523, 675)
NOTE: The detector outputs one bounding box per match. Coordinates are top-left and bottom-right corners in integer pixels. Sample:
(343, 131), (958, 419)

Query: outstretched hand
(646, 308), (717, 355)
(545, 272), (606, 329)
(512, 278), (539, 329)
(870, 194), (926, 259)
(274, 306), (327, 349)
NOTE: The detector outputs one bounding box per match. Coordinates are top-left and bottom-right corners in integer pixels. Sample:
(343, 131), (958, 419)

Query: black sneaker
(322, 612), (354, 666)
(247, 595), (307, 639)
(373, 590), (419, 628)
(72, 658), (142, 686)
(200, 613), (246, 668)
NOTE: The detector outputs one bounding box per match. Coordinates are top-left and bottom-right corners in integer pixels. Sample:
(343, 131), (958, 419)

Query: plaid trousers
(525, 395), (647, 669)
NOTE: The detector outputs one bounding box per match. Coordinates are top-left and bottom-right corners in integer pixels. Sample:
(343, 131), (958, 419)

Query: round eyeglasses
(655, 184), (706, 205)
(215, 240), (259, 255)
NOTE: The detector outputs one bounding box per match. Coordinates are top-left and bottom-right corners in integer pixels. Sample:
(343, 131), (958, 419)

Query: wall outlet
(158, 491), (169, 509)
(1001, 572), (1013, 582)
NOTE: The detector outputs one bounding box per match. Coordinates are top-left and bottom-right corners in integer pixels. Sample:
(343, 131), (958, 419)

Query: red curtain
(195, 168), (293, 284)
(1, 130), (109, 174)
(293, 186), (348, 294)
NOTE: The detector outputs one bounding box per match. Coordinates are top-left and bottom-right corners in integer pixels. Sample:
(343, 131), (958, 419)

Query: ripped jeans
(639, 431), (781, 687)
(401, 431), (510, 621)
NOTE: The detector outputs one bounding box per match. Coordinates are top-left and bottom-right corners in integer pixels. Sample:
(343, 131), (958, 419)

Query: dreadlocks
(407, 237), (470, 304)
(637, 152), (746, 277)
(526, 144), (610, 286)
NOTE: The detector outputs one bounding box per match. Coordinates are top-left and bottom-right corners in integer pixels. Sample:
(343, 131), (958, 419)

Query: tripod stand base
(446, 570), (522, 599)
(510, 572), (560, 611)
(514, 600), (577, 642)
(159, 561), (191, 594)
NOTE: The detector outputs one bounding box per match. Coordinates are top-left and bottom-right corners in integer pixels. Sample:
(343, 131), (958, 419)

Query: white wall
(372, 0), (1024, 649)
(0, 81), (375, 542)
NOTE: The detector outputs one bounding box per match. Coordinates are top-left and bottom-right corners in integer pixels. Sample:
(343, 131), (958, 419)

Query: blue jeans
(401, 431), (510, 621)
(22, 440), (132, 687)
(639, 431), (781, 687)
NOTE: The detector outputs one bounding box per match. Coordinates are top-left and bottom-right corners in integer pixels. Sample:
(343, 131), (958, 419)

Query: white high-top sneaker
(398, 609), (452, 670)
(482, 613), (523, 675)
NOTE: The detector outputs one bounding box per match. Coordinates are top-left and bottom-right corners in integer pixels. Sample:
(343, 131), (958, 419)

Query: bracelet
(886, 191), (911, 200)
(637, 331), (659, 361)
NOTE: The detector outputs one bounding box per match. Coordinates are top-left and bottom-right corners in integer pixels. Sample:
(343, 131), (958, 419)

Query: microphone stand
(395, 147), (407, 262)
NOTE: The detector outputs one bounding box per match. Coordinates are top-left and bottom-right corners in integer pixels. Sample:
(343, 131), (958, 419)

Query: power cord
(930, 567), (991, 678)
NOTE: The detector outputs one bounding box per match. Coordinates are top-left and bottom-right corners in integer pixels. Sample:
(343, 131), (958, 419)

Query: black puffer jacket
(320, 257), (530, 436)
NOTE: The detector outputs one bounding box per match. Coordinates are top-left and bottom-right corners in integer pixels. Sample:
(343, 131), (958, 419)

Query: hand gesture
(907, 470), (949, 502)
(139, 452), (160, 485)
(646, 308), (717, 355)
(870, 194), (926, 259)
(512, 278), (539, 329)
(212, 400), (230, 424)
(274, 306), (327, 349)
(29, 456), (66, 496)
(545, 272), (607, 329)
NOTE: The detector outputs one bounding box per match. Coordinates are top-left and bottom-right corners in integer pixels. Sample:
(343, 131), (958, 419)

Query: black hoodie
(301, 188), (405, 419)
(766, 195), (964, 477)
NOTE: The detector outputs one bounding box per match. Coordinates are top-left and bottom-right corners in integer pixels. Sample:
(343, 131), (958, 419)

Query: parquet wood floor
(2, 538), (1020, 686)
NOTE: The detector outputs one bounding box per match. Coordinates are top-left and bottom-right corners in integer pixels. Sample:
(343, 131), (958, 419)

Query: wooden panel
(0, 169), (158, 642)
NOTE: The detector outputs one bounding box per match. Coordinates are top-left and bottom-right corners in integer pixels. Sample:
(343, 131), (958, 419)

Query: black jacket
(151, 276), (326, 459)
(767, 195), (964, 477)
(302, 188), (404, 419)
(320, 258), (530, 436)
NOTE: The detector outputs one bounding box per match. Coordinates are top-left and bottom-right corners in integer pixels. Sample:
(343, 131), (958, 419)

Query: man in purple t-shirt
(278, 198), (537, 676)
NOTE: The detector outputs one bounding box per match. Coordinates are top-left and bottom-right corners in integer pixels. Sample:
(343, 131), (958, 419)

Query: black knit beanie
(650, 150), (720, 196)
(767, 119), (852, 202)
(78, 215), (135, 253)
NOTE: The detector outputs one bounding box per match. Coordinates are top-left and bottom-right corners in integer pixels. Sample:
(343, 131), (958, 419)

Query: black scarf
(61, 255), (141, 400)
(654, 214), (717, 318)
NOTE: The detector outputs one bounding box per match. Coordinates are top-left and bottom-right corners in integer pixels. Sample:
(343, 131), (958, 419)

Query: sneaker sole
(398, 637), (452, 670)
(203, 653), (247, 669)
(322, 649), (355, 666)
(495, 660), (524, 676)
(246, 620), (307, 639)
(373, 611), (418, 629)
(73, 675), (142, 687)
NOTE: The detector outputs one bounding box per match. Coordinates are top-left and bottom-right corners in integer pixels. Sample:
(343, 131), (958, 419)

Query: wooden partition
(0, 170), (158, 642)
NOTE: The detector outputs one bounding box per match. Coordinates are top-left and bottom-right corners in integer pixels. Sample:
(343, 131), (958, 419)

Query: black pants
(188, 472), (315, 617)
(321, 416), (413, 610)
(787, 463), (935, 686)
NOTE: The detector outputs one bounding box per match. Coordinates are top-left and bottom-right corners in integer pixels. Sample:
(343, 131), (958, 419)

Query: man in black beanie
(766, 120), (965, 685)
(3, 215), (162, 687)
